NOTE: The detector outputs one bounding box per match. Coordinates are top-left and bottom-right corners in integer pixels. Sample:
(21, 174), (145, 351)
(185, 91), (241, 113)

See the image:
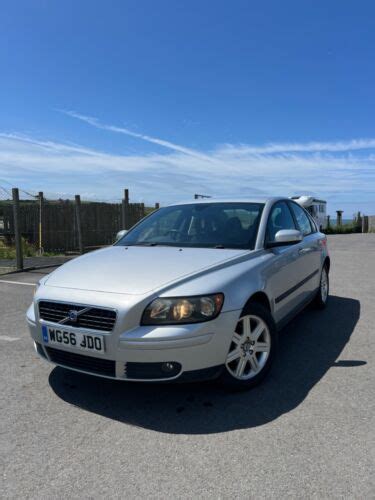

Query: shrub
(324, 223), (361, 235)
(0, 238), (37, 259)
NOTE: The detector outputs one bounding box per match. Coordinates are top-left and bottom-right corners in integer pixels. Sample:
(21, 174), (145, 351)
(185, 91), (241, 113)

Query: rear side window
(289, 202), (313, 236)
(266, 201), (296, 242)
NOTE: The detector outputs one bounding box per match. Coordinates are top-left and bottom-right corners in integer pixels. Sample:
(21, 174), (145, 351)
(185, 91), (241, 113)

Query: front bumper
(27, 304), (240, 382)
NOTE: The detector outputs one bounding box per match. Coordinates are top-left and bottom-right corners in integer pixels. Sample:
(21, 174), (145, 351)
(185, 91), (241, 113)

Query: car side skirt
(276, 288), (318, 331)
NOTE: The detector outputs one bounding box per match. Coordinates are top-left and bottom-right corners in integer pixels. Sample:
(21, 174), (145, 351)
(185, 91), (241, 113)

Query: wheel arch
(241, 291), (272, 316)
(324, 256), (331, 272)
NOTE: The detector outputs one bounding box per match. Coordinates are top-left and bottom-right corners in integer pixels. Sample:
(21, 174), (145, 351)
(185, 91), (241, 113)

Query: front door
(264, 201), (311, 323)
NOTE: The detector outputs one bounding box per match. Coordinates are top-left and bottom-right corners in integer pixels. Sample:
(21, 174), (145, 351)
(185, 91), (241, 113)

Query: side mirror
(267, 229), (303, 248)
(115, 229), (128, 242)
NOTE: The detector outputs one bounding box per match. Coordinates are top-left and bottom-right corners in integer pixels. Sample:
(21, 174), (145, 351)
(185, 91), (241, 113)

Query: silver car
(27, 197), (330, 389)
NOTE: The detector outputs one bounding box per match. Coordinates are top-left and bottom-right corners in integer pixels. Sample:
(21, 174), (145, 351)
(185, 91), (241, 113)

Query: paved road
(1, 235), (374, 499)
(0, 256), (74, 275)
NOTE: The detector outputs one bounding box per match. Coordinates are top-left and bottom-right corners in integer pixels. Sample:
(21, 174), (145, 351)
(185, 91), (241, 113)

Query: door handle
(298, 247), (311, 255)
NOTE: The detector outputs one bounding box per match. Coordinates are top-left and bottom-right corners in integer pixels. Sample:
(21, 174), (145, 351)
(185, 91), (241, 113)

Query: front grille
(45, 347), (116, 377)
(38, 301), (116, 332)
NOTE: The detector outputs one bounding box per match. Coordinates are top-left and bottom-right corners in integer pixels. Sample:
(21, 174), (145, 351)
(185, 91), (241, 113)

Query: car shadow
(49, 295), (362, 434)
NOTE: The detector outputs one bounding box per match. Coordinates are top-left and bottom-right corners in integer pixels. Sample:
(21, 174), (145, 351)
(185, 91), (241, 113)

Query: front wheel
(219, 302), (278, 390)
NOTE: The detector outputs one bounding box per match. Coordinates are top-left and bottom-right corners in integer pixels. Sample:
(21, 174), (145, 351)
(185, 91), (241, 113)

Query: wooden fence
(362, 215), (375, 233)
(0, 188), (158, 268)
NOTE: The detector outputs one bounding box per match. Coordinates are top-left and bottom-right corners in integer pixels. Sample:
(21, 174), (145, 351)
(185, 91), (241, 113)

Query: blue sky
(0, 0), (375, 215)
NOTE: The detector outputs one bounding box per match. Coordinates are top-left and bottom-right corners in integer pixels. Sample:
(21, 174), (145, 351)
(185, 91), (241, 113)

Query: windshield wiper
(214, 244), (226, 249)
(126, 242), (159, 247)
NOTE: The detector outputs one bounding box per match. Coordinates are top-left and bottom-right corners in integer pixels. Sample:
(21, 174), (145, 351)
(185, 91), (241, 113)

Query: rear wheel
(220, 302), (277, 390)
(314, 265), (329, 309)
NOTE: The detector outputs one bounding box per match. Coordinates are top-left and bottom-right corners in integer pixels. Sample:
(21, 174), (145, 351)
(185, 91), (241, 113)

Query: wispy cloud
(60, 110), (213, 162)
(0, 132), (105, 157)
(216, 138), (375, 156)
(0, 128), (374, 214)
(60, 110), (375, 157)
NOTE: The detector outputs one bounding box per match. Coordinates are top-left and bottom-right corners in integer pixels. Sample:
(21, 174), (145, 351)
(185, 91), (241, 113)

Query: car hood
(45, 245), (250, 295)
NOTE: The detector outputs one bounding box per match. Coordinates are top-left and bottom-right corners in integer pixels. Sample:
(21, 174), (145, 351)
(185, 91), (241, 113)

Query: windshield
(116, 202), (264, 249)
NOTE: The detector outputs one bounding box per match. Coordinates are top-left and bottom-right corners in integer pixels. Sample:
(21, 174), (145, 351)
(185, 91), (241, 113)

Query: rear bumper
(28, 306), (240, 382)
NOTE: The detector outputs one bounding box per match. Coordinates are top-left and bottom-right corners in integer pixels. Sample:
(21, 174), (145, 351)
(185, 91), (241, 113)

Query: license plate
(42, 325), (105, 354)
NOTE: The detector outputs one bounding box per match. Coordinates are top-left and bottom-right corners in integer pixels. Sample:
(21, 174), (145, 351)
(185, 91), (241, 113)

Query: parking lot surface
(1, 235), (374, 499)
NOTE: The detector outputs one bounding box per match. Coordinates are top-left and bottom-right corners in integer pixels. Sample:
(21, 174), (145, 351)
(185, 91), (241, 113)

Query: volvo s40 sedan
(27, 198), (330, 389)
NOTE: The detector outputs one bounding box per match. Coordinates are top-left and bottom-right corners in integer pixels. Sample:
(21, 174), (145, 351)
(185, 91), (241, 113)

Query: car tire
(219, 302), (278, 390)
(314, 264), (329, 309)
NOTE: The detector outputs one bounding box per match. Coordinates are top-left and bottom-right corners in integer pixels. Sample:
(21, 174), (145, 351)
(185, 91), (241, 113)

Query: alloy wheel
(225, 314), (271, 380)
(320, 267), (328, 303)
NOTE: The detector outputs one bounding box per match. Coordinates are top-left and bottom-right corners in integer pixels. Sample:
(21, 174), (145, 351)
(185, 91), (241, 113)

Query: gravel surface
(0, 234), (374, 499)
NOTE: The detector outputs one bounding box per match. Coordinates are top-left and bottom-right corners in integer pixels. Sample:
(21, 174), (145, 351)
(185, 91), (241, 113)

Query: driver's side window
(266, 202), (296, 242)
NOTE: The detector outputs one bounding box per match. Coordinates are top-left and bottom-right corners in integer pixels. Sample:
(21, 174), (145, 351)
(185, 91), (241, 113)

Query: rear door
(288, 201), (322, 299)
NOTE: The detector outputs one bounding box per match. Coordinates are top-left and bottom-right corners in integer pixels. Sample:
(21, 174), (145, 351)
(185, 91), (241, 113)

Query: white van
(291, 196), (327, 230)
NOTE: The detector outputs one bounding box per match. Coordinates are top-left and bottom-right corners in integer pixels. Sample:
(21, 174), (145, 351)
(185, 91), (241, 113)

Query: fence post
(362, 215), (369, 233)
(141, 203), (145, 218)
(355, 211), (362, 231)
(336, 210), (343, 227)
(122, 189), (129, 230)
(75, 195), (84, 254)
(12, 188), (23, 270)
(38, 191), (44, 255)
(155, 202), (160, 210)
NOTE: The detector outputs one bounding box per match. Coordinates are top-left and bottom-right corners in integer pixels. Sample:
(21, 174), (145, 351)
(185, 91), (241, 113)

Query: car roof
(166, 196), (285, 207)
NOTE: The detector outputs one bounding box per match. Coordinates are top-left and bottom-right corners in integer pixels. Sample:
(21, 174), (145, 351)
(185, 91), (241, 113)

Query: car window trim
(264, 200), (297, 247)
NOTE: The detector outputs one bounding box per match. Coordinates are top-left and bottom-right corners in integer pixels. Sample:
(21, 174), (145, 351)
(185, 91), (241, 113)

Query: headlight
(141, 293), (224, 325)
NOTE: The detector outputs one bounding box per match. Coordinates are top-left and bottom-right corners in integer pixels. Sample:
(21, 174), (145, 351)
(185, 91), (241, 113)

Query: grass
(0, 238), (37, 259)
(0, 239), (63, 260)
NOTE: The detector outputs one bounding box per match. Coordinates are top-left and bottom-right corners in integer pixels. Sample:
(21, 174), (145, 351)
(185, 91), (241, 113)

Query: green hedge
(324, 224), (361, 234)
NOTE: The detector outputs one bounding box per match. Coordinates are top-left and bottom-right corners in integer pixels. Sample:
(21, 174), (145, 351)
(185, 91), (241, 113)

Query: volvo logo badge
(68, 310), (79, 322)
